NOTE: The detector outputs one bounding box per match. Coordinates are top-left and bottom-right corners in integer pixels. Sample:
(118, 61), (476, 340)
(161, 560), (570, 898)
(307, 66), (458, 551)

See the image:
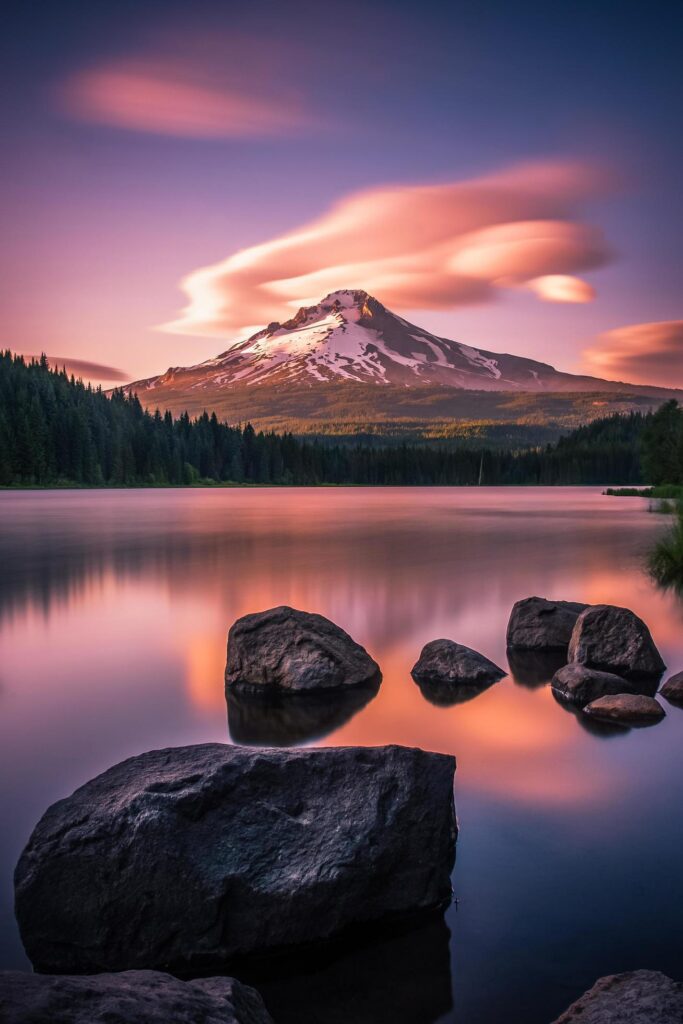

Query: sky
(1, 0), (682, 386)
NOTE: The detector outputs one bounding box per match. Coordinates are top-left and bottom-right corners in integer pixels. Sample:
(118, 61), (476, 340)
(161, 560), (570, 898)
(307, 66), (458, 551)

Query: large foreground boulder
(550, 969), (683, 1023)
(225, 606), (381, 693)
(15, 743), (456, 974)
(411, 640), (505, 704)
(568, 604), (666, 681)
(0, 970), (273, 1024)
(506, 596), (588, 651)
(583, 693), (666, 726)
(551, 664), (636, 707)
(660, 670), (683, 705)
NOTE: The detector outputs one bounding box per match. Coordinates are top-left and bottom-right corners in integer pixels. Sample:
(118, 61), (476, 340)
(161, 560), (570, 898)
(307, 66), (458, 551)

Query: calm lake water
(0, 487), (681, 1022)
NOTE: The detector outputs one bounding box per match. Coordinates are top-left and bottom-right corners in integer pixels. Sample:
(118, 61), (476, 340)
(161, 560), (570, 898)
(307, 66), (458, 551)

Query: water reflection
(415, 675), (500, 707)
(506, 648), (566, 688)
(239, 911), (453, 1024)
(227, 683), (380, 746)
(1, 488), (682, 1022)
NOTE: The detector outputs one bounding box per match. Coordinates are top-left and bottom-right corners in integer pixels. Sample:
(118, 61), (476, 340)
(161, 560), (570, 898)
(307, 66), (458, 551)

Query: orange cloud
(160, 160), (614, 337)
(59, 57), (315, 139)
(583, 320), (683, 387)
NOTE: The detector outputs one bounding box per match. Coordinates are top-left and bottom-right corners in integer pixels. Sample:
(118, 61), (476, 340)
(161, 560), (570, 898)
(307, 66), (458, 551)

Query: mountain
(127, 290), (680, 442)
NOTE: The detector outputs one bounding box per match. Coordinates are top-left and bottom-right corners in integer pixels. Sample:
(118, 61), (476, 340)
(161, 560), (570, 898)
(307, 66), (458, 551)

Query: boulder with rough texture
(15, 743), (456, 974)
(506, 596), (588, 651)
(0, 970), (273, 1024)
(583, 693), (666, 725)
(551, 969), (683, 1023)
(225, 606), (381, 693)
(660, 670), (683, 705)
(568, 604), (666, 680)
(551, 664), (636, 707)
(411, 640), (505, 696)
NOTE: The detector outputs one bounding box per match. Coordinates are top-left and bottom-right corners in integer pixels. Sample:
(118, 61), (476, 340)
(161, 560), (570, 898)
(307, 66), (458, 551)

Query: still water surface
(0, 488), (681, 1022)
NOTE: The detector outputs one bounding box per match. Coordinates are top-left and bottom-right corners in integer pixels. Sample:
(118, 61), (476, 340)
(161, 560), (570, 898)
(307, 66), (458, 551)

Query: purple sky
(2, 0), (681, 385)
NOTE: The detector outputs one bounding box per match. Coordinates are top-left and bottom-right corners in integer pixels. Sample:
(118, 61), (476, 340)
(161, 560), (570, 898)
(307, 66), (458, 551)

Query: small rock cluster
(507, 596), (676, 727)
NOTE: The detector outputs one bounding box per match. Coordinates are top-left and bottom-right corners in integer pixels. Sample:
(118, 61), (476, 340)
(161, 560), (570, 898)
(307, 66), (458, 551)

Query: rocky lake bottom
(0, 486), (682, 1023)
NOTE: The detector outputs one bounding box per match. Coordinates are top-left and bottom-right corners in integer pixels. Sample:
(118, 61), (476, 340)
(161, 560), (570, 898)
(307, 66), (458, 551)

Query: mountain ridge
(125, 290), (681, 440)
(132, 289), (679, 396)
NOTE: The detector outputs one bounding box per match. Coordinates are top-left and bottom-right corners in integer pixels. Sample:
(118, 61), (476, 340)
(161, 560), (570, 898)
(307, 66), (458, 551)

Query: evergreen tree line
(0, 351), (677, 487)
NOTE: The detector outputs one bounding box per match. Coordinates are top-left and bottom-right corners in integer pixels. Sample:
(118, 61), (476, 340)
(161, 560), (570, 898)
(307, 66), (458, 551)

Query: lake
(0, 487), (681, 1023)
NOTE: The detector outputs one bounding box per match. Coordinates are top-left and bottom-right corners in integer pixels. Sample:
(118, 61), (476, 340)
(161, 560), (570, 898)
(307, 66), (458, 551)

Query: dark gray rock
(411, 640), (505, 701)
(15, 743), (456, 974)
(506, 596), (588, 651)
(0, 970), (273, 1024)
(660, 670), (683, 705)
(225, 606), (381, 694)
(550, 969), (683, 1023)
(583, 693), (666, 726)
(568, 604), (666, 680)
(551, 663), (636, 707)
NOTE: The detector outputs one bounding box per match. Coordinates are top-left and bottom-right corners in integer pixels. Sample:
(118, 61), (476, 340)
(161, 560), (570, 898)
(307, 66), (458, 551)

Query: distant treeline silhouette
(0, 351), (673, 487)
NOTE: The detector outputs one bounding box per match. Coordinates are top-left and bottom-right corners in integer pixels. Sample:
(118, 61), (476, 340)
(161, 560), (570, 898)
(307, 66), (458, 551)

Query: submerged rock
(0, 970), (273, 1024)
(506, 596), (588, 651)
(225, 606), (381, 694)
(226, 681), (379, 746)
(583, 693), (665, 726)
(411, 640), (505, 699)
(568, 604), (666, 681)
(551, 969), (683, 1024)
(15, 743), (456, 974)
(551, 664), (635, 707)
(660, 670), (683, 705)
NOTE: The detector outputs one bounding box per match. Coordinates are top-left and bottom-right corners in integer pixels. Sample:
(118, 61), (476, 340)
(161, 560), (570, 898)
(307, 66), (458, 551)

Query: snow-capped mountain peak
(154, 289), (558, 391)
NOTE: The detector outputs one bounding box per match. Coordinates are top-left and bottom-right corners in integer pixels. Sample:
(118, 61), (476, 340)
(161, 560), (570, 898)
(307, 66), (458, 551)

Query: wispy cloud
(58, 51), (316, 140)
(160, 159), (614, 338)
(20, 354), (130, 382)
(583, 321), (683, 388)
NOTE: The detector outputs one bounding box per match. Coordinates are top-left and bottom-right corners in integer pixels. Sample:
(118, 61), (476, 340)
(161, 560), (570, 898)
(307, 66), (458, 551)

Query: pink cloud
(19, 354), (130, 383)
(583, 321), (683, 387)
(59, 56), (315, 139)
(160, 159), (614, 337)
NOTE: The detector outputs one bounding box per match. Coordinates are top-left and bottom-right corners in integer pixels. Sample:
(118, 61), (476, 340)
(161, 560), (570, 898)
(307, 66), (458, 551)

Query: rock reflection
(227, 683), (380, 746)
(415, 675), (498, 707)
(238, 910), (453, 1024)
(551, 689), (630, 738)
(506, 648), (566, 688)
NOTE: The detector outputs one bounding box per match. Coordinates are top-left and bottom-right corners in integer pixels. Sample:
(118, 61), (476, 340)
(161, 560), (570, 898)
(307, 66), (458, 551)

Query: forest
(0, 352), (680, 487)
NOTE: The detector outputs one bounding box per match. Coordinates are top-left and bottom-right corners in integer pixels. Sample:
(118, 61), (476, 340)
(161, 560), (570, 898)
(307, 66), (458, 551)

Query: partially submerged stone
(411, 639), (505, 699)
(551, 663), (635, 707)
(583, 693), (665, 726)
(15, 743), (456, 974)
(550, 969), (683, 1024)
(506, 596), (588, 651)
(660, 670), (683, 705)
(0, 970), (273, 1024)
(225, 606), (381, 694)
(568, 604), (665, 681)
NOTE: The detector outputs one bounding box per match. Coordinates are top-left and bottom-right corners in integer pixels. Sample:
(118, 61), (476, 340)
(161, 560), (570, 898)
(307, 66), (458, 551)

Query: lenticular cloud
(583, 321), (683, 388)
(161, 160), (614, 338)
